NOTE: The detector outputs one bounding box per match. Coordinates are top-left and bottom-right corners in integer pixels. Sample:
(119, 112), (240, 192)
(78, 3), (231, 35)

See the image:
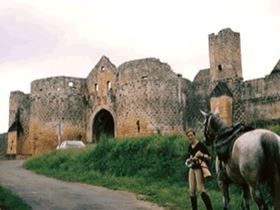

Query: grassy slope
(23, 134), (273, 210)
(0, 186), (31, 210)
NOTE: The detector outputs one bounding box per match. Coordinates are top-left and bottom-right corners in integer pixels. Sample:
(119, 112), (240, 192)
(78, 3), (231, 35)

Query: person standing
(185, 129), (213, 210)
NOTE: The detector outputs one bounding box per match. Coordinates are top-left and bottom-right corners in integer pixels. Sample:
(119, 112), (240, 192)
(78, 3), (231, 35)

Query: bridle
(203, 114), (216, 146)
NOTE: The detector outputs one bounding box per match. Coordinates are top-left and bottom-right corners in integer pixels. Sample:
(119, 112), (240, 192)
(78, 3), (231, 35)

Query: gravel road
(0, 160), (164, 210)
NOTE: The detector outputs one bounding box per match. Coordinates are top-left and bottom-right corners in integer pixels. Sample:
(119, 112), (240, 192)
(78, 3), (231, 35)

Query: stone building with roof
(7, 28), (280, 156)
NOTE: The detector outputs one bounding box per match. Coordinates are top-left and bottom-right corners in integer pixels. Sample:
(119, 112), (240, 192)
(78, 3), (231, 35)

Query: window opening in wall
(156, 129), (161, 135)
(136, 120), (140, 133)
(142, 76), (148, 80)
(68, 82), (74, 87)
(218, 64), (223, 71)
(95, 84), (99, 92)
(107, 81), (111, 90)
(101, 66), (105, 71)
(40, 88), (43, 91)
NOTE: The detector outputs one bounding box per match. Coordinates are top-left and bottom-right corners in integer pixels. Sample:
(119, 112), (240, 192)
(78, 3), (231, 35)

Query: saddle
(215, 123), (254, 162)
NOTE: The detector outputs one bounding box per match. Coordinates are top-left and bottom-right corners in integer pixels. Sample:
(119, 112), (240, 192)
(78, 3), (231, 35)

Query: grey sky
(0, 0), (279, 133)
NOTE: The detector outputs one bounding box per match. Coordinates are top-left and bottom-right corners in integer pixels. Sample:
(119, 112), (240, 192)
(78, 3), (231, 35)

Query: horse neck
(212, 116), (229, 133)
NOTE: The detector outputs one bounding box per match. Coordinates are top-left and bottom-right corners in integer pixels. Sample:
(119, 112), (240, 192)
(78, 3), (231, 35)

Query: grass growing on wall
(23, 134), (273, 210)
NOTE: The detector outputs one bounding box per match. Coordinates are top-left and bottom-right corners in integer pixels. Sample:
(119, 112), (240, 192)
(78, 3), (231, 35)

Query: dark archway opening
(92, 109), (114, 143)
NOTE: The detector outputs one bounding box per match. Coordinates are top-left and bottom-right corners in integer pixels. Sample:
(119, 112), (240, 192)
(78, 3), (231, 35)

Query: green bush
(249, 118), (280, 130)
(82, 135), (188, 184)
(25, 135), (188, 184)
(269, 125), (280, 135)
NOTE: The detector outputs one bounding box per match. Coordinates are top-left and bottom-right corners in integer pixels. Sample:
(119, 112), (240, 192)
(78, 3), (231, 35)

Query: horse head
(200, 109), (221, 146)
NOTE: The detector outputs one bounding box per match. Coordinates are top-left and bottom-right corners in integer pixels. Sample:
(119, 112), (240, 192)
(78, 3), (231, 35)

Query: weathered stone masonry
(7, 28), (280, 156)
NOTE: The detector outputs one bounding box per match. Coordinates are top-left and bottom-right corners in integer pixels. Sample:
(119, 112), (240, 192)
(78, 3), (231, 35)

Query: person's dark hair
(186, 128), (196, 136)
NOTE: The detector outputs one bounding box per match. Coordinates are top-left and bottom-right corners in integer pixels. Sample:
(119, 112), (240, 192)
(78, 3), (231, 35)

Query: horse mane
(209, 113), (228, 133)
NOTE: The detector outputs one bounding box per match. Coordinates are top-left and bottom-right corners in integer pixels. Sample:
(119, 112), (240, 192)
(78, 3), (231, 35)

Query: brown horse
(201, 110), (280, 210)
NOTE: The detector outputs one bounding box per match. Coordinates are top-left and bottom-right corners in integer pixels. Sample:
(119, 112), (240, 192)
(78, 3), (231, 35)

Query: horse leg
(241, 185), (250, 210)
(249, 185), (268, 210)
(272, 166), (280, 210)
(218, 178), (230, 210)
(216, 158), (230, 210)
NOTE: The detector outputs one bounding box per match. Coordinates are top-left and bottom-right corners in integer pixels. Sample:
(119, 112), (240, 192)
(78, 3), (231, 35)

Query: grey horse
(201, 110), (280, 210)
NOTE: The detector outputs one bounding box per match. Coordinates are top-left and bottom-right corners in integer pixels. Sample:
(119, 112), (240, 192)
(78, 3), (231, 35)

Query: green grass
(23, 134), (274, 210)
(0, 185), (31, 210)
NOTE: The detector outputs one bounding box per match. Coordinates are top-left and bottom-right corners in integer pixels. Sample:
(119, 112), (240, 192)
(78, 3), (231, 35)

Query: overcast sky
(1, 0), (279, 133)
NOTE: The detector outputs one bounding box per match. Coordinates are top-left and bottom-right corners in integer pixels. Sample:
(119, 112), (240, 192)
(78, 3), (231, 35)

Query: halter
(204, 114), (216, 145)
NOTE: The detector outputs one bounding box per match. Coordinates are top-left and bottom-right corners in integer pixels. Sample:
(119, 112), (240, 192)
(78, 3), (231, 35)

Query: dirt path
(0, 160), (164, 210)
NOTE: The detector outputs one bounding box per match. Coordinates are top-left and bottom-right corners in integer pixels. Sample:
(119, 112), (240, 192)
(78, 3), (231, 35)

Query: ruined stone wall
(242, 72), (280, 123)
(0, 133), (7, 156)
(9, 91), (30, 134)
(116, 58), (185, 137)
(223, 79), (245, 123)
(180, 78), (193, 130)
(8, 91), (31, 154)
(187, 69), (211, 130)
(192, 75), (244, 127)
(86, 56), (117, 142)
(87, 56), (117, 107)
(28, 76), (87, 155)
(243, 74), (280, 99)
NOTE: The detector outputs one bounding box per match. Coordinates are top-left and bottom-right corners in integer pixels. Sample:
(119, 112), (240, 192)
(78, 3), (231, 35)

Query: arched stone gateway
(92, 109), (114, 143)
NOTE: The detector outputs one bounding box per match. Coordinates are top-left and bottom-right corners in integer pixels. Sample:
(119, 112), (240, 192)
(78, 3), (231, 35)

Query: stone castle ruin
(7, 28), (280, 157)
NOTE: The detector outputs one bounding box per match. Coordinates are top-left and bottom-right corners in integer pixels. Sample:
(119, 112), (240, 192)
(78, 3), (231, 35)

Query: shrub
(82, 135), (188, 184)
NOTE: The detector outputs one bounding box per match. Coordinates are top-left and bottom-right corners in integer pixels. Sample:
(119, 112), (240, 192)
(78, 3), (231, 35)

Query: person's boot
(201, 192), (213, 210)
(190, 196), (197, 210)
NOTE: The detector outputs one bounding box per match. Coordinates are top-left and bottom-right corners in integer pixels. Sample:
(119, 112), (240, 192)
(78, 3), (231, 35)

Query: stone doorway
(92, 109), (114, 143)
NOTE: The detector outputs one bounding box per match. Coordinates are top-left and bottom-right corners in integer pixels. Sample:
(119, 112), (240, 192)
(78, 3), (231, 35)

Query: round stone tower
(28, 76), (87, 155)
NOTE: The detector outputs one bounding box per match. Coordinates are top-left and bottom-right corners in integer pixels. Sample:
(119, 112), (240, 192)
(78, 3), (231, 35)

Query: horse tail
(261, 132), (280, 209)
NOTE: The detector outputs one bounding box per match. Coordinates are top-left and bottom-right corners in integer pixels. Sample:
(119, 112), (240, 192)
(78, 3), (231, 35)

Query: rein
(204, 114), (237, 161)
(205, 114), (247, 162)
(205, 114), (228, 144)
